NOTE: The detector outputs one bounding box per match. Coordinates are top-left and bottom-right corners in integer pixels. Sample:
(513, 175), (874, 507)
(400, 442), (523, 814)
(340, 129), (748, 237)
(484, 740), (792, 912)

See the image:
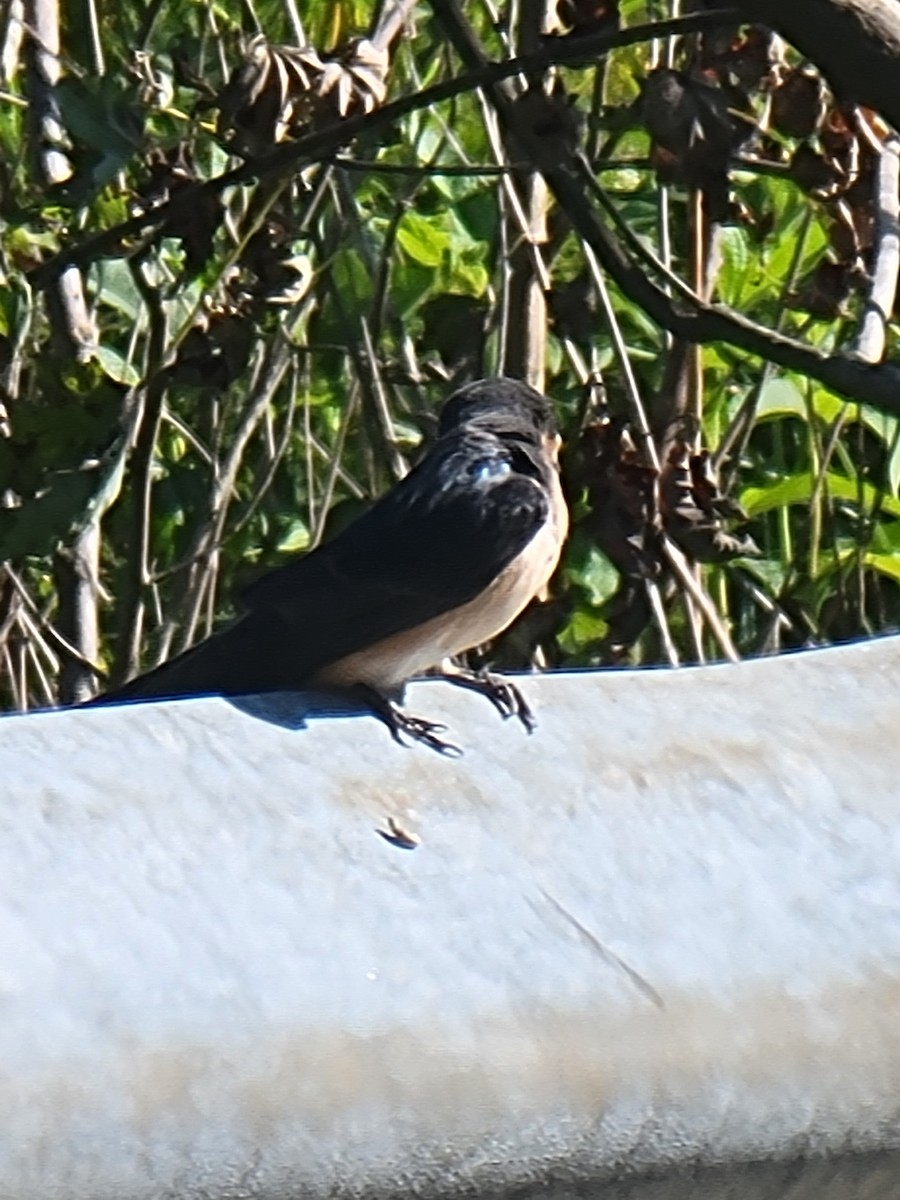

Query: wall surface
(2, 638), (900, 1200)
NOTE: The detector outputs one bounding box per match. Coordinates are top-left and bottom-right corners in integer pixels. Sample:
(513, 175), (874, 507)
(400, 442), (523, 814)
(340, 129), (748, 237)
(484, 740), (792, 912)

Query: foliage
(2, 0), (900, 708)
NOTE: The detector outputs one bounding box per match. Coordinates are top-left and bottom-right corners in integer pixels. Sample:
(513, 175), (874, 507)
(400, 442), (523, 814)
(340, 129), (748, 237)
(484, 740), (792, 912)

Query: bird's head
(438, 378), (558, 445)
(437, 378), (562, 473)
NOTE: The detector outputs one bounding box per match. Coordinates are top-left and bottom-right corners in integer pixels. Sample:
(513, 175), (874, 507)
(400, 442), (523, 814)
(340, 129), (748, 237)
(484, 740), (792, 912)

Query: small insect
(377, 816), (421, 850)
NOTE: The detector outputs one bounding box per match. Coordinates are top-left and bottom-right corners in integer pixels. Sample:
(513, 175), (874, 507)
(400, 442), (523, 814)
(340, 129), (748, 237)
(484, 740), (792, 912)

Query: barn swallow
(88, 378), (569, 751)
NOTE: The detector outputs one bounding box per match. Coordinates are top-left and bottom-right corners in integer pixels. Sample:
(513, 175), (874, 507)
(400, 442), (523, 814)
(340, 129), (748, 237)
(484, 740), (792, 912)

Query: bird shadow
(72, 683), (462, 755)
(226, 687), (377, 733)
(228, 685), (464, 756)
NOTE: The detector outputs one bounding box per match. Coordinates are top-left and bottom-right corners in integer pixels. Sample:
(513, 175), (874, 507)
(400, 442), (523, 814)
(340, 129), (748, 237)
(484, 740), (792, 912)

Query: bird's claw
(358, 685), (463, 756)
(442, 666), (537, 734)
(481, 671), (537, 732)
(389, 708), (463, 757)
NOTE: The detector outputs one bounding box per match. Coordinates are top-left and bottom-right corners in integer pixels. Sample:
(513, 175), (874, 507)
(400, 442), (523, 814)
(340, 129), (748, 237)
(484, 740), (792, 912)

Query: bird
(87, 377), (569, 752)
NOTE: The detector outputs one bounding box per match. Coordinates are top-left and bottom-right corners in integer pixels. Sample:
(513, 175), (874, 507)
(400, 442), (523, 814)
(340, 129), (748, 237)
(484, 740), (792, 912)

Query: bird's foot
(358, 685), (463, 757)
(440, 665), (536, 734)
(390, 708), (463, 757)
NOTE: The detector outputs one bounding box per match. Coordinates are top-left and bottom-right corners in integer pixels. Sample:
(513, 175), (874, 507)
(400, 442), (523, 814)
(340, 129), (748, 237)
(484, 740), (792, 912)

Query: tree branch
(29, 11), (735, 288)
(735, 0), (900, 132)
(430, 0), (900, 418)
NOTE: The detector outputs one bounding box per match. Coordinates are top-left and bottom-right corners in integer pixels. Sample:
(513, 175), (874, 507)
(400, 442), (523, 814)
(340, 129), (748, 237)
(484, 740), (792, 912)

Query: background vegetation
(2, 0), (900, 708)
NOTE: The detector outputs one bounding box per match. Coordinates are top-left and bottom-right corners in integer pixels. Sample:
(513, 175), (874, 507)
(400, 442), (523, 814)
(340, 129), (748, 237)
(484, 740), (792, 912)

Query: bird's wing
(93, 428), (552, 703)
(242, 427), (552, 666)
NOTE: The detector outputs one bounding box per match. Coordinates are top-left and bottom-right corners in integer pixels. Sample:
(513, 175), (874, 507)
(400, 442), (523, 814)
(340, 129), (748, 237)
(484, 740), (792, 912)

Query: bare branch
(855, 136), (900, 364)
(735, 0), (900, 133)
(29, 12), (735, 287)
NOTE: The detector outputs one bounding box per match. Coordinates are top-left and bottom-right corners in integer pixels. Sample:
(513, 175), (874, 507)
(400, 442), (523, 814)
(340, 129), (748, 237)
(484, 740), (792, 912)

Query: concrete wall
(2, 637), (900, 1199)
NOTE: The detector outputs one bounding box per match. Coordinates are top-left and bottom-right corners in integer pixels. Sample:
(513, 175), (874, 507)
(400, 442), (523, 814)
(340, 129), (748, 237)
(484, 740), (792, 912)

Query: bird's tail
(85, 618), (266, 707)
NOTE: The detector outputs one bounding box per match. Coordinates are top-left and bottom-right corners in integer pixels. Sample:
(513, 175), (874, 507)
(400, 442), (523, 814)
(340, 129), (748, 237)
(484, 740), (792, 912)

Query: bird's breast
(316, 470), (568, 693)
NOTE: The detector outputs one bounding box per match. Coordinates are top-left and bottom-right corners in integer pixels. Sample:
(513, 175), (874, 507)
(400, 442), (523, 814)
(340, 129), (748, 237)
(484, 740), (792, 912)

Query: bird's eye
(469, 457), (512, 482)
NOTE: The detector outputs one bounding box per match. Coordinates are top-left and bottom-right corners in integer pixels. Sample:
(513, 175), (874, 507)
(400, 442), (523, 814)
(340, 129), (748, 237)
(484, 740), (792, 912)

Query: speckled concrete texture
(1, 638), (900, 1199)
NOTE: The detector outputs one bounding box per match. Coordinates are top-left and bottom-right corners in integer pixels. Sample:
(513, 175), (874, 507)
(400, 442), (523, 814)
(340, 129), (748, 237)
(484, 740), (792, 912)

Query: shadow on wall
(227, 687), (375, 732)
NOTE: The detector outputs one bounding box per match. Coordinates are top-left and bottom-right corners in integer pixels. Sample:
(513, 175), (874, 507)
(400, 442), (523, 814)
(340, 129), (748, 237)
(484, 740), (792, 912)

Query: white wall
(2, 639), (900, 1199)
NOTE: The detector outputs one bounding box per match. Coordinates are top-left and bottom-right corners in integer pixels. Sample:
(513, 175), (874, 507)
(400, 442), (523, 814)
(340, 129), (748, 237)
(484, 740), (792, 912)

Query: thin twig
(2, 643), (21, 710)
(3, 563), (106, 678)
(20, 611), (57, 705)
(583, 244), (658, 466)
(177, 340), (293, 649)
(646, 580), (680, 667)
(855, 135), (900, 364)
(232, 381), (298, 536)
(662, 537), (740, 663)
(714, 208), (816, 473)
(30, 13), (736, 285)
(360, 316), (408, 481)
(114, 258), (168, 686)
(313, 381), (361, 548)
(369, 0), (419, 53)
(477, 87), (590, 384)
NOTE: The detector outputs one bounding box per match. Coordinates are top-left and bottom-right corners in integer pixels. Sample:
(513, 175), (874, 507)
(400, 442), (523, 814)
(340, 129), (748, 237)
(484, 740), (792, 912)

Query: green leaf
(763, 186), (829, 279)
(739, 473), (816, 515)
(716, 225), (754, 309)
(810, 388), (845, 425)
(397, 212), (450, 267)
(0, 472), (96, 558)
(738, 557), (789, 594)
(859, 404), (900, 495)
(276, 519), (310, 554)
(392, 260), (435, 315)
(331, 248), (372, 305)
(456, 190), (498, 243)
(556, 606), (608, 655)
(443, 253), (487, 297)
(54, 77), (143, 156)
(52, 77), (144, 200)
(756, 378), (844, 425)
(742, 472), (900, 519)
(756, 377), (806, 421)
(864, 552), (900, 584)
(566, 542), (620, 607)
(757, 382), (900, 495)
(94, 344), (140, 386)
(94, 258), (143, 321)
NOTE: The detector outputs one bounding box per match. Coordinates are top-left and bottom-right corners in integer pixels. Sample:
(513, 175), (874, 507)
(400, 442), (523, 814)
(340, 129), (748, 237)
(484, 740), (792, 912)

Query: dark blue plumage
(89, 378), (567, 740)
